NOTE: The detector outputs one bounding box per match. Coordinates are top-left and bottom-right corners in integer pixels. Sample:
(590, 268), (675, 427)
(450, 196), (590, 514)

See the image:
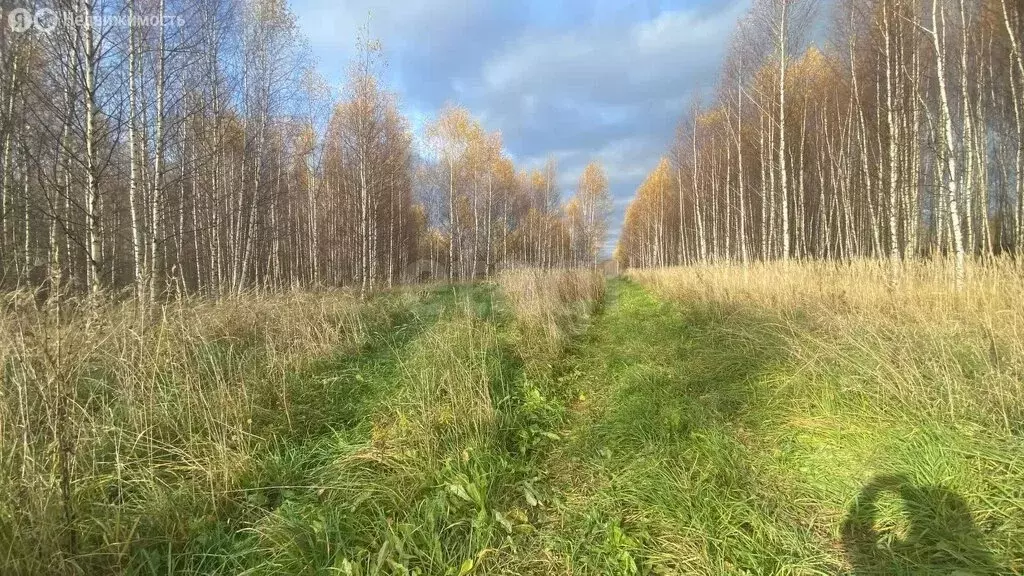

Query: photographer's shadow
(842, 474), (1004, 575)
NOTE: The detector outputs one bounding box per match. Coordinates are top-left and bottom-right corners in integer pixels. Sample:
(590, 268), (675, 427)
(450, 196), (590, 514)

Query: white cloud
(295, 0), (477, 51)
(290, 0), (749, 249)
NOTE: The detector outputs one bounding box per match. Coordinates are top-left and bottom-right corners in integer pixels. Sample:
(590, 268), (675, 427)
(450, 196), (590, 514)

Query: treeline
(0, 0), (611, 300)
(618, 0), (1024, 285)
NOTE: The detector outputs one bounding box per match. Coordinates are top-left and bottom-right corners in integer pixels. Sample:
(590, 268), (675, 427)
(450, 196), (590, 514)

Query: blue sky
(291, 0), (749, 253)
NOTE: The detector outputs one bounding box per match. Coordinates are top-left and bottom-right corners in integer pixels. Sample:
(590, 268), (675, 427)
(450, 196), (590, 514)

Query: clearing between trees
(2, 263), (1022, 575)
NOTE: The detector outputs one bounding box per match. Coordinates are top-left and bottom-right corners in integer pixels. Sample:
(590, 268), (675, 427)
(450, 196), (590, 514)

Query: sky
(290, 0), (751, 254)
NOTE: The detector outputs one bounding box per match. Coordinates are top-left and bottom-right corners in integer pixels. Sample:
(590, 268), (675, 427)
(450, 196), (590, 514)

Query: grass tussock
(226, 278), (602, 574)
(496, 269), (605, 354)
(373, 315), (503, 464)
(246, 313), (518, 574)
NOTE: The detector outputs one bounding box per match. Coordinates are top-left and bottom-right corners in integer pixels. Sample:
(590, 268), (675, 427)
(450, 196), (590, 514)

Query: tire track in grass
(135, 285), (499, 574)
(533, 278), (832, 575)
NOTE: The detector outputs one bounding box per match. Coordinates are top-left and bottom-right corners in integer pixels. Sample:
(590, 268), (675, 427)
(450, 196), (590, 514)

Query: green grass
(4, 274), (1022, 575)
(530, 280), (829, 575)
(121, 283), (516, 575)
(527, 278), (1022, 575)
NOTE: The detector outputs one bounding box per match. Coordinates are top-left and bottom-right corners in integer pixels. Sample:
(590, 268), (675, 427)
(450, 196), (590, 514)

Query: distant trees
(619, 0), (1024, 287)
(424, 107), (609, 280)
(568, 162), (611, 268)
(425, 105), (477, 282)
(326, 31), (415, 295)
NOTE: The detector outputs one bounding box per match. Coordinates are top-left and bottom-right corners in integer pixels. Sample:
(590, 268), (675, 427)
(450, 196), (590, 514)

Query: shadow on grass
(842, 474), (1002, 575)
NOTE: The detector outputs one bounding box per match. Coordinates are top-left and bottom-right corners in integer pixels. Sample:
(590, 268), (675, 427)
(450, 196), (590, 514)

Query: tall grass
(630, 260), (1024, 430)
(232, 271), (606, 573)
(21, 261), (1015, 573)
(0, 290), (383, 574)
(496, 269), (605, 355)
(0, 271), (606, 574)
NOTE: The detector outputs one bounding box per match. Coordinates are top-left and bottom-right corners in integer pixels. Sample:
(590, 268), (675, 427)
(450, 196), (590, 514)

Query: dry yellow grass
(0, 290), (377, 572)
(630, 259), (1024, 431)
(6, 263), (1017, 574)
(496, 268), (605, 353)
(615, 260), (1024, 573)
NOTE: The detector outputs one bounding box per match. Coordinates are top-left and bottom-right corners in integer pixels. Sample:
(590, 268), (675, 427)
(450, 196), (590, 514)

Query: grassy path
(530, 278), (1019, 575)
(117, 278), (1021, 575)
(534, 278), (829, 574)
(137, 285), (502, 574)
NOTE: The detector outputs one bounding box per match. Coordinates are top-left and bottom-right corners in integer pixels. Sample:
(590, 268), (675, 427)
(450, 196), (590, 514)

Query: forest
(0, 0), (611, 300)
(619, 0), (1022, 289)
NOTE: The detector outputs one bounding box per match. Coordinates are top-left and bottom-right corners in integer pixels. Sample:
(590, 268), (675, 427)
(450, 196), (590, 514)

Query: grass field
(2, 263), (1022, 574)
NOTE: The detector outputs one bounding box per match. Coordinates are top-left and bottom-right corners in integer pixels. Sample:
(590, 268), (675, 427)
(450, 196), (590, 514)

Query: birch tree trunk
(127, 2), (144, 300)
(777, 0), (790, 262)
(930, 0), (966, 288)
(82, 1), (103, 297)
